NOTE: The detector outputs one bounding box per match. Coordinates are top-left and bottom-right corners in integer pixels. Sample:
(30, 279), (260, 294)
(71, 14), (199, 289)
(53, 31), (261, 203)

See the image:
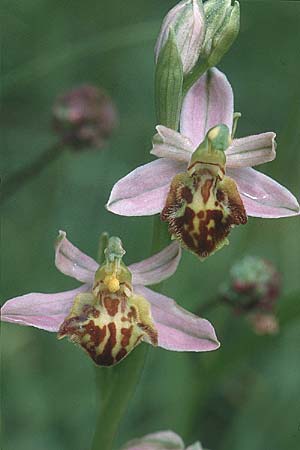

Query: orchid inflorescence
(1, 1), (299, 448)
(1, 0), (298, 368)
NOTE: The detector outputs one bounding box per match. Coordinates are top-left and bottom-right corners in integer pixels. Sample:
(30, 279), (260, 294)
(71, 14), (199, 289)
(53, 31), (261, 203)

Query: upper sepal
(137, 286), (220, 351)
(106, 158), (186, 216)
(180, 68), (234, 147)
(228, 167), (300, 218)
(0, 285), (91, 332)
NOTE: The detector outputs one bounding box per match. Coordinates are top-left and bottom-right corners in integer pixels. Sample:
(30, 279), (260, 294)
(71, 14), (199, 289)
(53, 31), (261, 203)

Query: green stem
(183, 59), (209, 96)
(91, 218), (168, 450)
(151, 216), (170, 254)
(1, 142), (62, 205)
(91, 345), (148, 450)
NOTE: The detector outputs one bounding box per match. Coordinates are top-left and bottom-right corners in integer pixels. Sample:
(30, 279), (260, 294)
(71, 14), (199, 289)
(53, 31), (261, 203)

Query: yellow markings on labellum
(103, 274), (120, 293)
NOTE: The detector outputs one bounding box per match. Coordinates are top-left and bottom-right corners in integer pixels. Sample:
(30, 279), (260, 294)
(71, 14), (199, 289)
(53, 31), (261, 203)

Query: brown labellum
(161, 169), (247, 259)
(58, 289), (157, 367)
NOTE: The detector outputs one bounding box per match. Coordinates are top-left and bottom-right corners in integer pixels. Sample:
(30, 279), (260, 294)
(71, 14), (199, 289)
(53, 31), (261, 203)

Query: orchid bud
(221, 256), (281, 315)
(202, 0), (240, 67)
(155, 0), (206, 75)
(52, 84), (118, 150)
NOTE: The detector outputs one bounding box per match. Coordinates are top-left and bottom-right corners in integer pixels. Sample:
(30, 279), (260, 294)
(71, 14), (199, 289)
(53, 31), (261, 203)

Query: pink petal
(151, 125), (193, 163)
(55, 231), (98, 283)
(180, 68), (234, 147)
(122, 430), (184, 450)
(226, 132), (276, 168)
(1, 285), (90, 332)
(130, 242), (181, 286)
(136, 287), (220, 352)
(228, 167), (300, 218)
(106, 158), (186, 216)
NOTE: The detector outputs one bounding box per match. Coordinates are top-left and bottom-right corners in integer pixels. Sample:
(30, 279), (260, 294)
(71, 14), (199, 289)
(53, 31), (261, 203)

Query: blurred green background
(1, 1), (300, 449)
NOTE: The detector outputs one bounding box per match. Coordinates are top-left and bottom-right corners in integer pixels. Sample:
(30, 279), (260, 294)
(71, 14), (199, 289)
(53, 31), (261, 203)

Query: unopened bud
(202, 0), (240, 67)
(155, 0), (206, 74)
(221, 256), (281, 314)
(52, 84), (118, 150)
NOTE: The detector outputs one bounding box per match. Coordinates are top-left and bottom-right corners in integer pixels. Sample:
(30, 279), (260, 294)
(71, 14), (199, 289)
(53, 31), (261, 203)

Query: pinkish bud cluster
(52, 84), (118, 150)
(221, 256), (281, 314)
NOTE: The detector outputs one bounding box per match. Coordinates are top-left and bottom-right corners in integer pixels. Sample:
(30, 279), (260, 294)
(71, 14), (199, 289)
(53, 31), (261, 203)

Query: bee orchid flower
(1, 231), (219, 366)
(107, 68), (299, 259)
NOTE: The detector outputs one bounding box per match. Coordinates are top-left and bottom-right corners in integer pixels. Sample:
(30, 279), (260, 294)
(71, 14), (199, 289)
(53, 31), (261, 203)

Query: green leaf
(154, 29), (183, 130)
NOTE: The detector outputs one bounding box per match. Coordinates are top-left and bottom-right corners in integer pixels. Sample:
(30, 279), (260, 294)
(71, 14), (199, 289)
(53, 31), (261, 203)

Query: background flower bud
(220, 256), (281, 314)
(248, 313), (279, 336)
(52, 84), (118, 150)
(202, 0), (240, 67)
(155, 0), (206, 74)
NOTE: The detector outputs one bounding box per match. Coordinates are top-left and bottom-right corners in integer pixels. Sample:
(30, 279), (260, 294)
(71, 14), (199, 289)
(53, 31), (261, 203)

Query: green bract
(155, 29), (183, 129)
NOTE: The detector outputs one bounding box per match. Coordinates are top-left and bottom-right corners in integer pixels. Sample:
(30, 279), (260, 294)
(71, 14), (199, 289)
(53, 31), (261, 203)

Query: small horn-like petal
(226, 132), (276, 168)
(106, 158), (186, 216)
(228, 167), (300, 218)
(1, 285), (90, 332)
(180, 68), (234, 147)
(151, 125), (193, 162)
(136, 286), (220, 352)
(55, 230), (98, 283)
(130, 242), (181, 286)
